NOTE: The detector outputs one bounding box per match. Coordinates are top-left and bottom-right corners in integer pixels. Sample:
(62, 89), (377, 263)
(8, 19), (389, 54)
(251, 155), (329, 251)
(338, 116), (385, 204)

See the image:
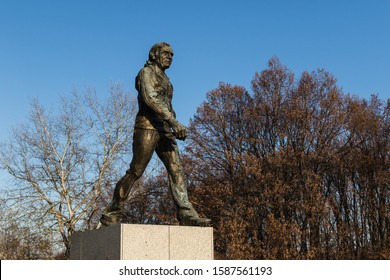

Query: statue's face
(156, 46), (174, 70)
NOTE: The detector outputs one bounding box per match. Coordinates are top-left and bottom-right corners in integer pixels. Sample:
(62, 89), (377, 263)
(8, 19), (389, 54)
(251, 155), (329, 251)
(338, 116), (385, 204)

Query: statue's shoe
(99, 210), (122, 227)
(178, 216), (211, 227)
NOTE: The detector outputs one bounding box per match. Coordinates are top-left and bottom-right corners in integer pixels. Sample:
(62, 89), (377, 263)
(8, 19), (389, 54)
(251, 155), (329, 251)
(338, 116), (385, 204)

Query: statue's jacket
(135, 64), (175, 133)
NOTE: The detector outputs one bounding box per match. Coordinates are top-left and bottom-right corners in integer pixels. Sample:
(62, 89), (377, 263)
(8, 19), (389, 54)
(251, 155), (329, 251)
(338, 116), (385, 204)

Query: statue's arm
(169, 100), (176, 118)
(138, 68), (179, 127)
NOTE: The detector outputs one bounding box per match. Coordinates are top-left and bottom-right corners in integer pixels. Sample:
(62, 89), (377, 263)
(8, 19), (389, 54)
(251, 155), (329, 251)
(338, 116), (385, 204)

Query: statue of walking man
(100, 42), (211, 227)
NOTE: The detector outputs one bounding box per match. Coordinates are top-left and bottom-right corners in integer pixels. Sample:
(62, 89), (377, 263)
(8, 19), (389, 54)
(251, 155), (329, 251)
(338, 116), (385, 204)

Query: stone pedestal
(70, 224), (213, 260)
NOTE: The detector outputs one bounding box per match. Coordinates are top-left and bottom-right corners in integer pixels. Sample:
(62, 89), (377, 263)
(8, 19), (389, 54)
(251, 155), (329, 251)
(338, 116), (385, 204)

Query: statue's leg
(155, 132), (211, 226)
(100, 129), (159, 226)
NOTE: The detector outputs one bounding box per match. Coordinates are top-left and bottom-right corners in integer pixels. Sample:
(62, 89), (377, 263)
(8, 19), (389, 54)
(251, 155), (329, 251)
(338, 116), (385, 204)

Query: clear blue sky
(0, 0), (389, 143)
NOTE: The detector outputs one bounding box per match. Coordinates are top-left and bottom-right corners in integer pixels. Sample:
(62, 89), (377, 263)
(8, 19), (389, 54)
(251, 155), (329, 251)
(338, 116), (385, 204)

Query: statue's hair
(146, 42), (171, 65)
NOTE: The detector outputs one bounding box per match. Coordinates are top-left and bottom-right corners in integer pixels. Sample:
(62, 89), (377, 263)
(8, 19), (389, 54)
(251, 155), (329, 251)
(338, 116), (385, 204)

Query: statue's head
(147, 42), (174, 70)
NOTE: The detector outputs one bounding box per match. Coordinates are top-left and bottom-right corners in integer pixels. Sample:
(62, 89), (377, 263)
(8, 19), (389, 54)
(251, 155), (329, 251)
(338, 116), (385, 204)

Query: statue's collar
(147, 64), (168, 80)
(148, 64), (165, 75)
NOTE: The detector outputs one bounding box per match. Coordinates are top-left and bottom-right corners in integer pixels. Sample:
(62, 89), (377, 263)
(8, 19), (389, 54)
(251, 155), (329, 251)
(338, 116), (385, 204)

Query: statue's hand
(172, 121), (188, 140)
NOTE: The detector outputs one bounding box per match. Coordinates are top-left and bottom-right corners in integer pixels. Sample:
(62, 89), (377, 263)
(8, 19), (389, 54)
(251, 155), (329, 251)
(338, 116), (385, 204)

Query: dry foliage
(180, 58), (389, 259)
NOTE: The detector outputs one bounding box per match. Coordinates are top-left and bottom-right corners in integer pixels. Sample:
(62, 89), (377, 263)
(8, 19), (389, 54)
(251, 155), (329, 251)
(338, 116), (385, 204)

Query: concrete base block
(70, 224), (213, 260)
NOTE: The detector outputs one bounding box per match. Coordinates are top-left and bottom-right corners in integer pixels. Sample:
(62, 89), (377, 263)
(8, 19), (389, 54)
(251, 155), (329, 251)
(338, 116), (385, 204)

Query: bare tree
(0, 84), (136, 258)
(0, 200), (54, 259)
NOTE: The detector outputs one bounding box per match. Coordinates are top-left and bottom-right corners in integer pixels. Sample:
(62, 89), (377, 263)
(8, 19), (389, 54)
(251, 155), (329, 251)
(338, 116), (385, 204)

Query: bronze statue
(100, 42), (211, 227)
